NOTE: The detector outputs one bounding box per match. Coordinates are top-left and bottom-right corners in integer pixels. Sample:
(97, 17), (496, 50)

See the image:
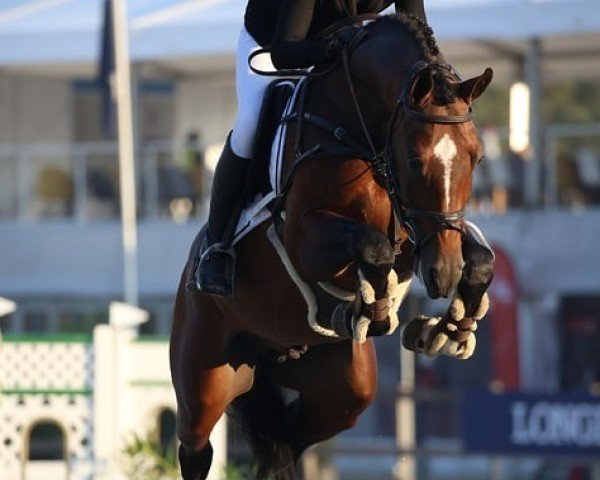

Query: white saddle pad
(232, 78), (305, 246)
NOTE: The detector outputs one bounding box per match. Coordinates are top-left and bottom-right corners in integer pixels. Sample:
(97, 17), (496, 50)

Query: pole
(524, 37), (542, 208)
(394, 295), (418, 480)
(110, 0), (139, 306)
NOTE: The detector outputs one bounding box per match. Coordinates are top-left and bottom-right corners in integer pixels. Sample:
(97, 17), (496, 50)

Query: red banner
(488, 244), (520, 390)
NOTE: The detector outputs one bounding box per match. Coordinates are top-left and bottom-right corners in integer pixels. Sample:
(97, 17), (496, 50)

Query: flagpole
(110, 0), (139, 306)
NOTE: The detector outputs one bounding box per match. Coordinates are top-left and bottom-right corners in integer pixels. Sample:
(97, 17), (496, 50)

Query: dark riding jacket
(245, 0), (406, 69)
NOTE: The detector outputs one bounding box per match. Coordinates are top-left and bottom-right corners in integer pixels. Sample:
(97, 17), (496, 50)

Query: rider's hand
(325, 26), (366, 60)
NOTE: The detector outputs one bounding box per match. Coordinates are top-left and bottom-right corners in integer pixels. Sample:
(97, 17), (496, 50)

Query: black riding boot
(195, 136), (250, 297)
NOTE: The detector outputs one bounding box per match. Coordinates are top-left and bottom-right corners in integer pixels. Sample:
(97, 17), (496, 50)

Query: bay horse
(171, 14), (494, 480)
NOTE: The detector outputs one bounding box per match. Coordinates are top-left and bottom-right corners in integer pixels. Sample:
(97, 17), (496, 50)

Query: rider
(195, 0), (428, 297)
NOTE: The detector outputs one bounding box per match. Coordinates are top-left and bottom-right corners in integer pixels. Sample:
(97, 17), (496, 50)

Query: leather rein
(254, 20), (473, 257)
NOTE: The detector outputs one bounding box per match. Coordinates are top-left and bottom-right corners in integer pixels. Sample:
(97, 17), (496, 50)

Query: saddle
(230, 78), (300, 246)
(246, 79), (298, 203)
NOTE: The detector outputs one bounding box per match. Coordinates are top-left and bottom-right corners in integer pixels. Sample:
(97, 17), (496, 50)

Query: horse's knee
(462, 244), (495, 287)
(353, 227), (394, 269)
(462, 222), (495, 287)
(352, 227), (394, 297)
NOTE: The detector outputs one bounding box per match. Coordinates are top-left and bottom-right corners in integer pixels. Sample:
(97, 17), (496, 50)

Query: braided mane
(373, 13), (440, 61)
(370, 14), (457, 105)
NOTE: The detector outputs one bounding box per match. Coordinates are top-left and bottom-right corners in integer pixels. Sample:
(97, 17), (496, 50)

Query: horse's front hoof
(401, 315), (477, 360)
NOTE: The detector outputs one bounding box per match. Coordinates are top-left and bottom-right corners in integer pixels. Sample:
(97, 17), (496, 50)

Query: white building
(0, 303), (226, 480)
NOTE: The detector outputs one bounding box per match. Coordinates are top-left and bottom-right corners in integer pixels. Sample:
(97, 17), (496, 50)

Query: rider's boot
(194, 135), (250, 297)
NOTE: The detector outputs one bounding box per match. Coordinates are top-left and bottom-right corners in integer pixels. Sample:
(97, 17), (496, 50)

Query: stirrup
(194, 243), (236, 298)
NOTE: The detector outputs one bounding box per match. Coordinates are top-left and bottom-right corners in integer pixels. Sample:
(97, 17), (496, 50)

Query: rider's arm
(270, 0), (328, 70)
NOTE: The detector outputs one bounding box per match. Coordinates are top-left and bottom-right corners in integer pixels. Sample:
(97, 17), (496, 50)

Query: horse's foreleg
(294, 211), (405, 341)
(294, 210), (393, 286)
(403, 221), (494, 359)
(457, 221), (495, 316)
(171, 276), (254, 480)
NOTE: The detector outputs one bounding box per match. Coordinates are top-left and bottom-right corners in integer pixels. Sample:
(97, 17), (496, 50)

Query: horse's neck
(306, 66), (387, 148)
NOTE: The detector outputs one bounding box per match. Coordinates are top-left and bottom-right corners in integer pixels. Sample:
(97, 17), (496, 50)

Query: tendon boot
(179, 443), (213, 480)
(195, 136), (250, 297)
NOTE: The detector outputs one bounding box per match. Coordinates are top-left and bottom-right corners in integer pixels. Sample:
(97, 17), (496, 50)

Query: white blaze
(433, 133), (457, 208)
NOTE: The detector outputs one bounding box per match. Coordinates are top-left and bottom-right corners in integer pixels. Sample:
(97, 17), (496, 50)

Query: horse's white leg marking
(386, 271), (412, 335)
(354, 270), (412, 342)
(433, 133), (457, 208)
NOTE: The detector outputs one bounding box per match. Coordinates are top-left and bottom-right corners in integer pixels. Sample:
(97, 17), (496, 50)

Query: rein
(328, 50), (473, 256)
(259, 18), (473, 257)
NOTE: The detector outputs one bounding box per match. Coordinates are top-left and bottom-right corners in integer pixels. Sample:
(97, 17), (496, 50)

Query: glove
(325, 26), (366, 60)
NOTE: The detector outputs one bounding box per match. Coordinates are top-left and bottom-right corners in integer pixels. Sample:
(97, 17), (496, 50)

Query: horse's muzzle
(424, 257), (464, 299)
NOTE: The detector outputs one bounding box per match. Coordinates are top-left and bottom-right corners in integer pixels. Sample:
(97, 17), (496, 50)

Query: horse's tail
(230, 357), (296, 480)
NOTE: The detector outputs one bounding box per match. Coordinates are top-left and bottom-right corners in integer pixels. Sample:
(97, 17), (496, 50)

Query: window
(28, 421), (65, 461)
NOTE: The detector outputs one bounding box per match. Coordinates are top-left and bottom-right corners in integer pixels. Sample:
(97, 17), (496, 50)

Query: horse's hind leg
(171, 274), (254, 479)
(272, 339), (377, 456)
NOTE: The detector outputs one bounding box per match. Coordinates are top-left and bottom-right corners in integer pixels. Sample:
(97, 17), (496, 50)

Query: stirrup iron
(194, 242), (236, 298)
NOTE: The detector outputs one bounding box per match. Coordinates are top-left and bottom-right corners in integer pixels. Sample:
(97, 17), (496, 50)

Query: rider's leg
(195, 139), (250, 296)
(195, 27), (274, 297)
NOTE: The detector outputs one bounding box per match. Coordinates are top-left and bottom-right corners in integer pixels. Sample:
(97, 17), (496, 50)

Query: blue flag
(98, 0), (115, 134)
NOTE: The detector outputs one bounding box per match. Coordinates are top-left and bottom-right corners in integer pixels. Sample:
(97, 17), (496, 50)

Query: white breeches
(230, 28), (276, 159)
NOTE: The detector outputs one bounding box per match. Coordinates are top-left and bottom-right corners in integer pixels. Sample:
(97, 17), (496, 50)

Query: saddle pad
(232, 78), (306, 246)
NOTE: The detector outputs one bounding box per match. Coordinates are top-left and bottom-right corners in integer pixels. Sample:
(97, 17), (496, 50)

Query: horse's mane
(370, 14), (457, 106)
(373, 13), (440, 61)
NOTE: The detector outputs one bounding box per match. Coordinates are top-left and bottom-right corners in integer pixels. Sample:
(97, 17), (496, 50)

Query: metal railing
(0, 140), (211, 223)
(1, 124), (600, 222)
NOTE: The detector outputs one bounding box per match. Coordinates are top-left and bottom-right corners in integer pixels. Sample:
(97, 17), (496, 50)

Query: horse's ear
(457, 68), (493, 104)
(408, 67), (434, 108)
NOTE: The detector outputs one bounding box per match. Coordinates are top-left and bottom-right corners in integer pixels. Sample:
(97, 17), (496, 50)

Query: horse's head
(348, 16), (493, 298)
(398, 64), (492, 298)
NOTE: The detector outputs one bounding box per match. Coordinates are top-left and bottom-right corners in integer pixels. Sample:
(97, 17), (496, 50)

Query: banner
(463, 390), (600, 456)
(489, 244), (520, 390)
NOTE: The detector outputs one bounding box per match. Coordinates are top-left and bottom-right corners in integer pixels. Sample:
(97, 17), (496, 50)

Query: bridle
(341, 53), (473, 256)
(260, 20), (475, 259)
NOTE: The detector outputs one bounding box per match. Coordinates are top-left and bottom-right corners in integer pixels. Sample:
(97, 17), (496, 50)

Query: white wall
(174, 72), (236, 149)
(0, 74), (74, 218)
(0, 74), (72, 146)
(2, 210), (600, 298)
